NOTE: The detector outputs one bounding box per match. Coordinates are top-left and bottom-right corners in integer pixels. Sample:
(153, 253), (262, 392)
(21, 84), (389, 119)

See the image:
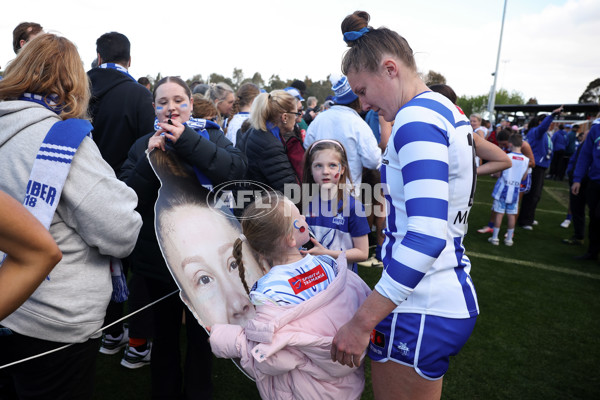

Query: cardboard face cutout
(148, 150), (263, 328)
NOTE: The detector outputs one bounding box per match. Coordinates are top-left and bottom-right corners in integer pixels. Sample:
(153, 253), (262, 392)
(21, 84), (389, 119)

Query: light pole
(487, 0), (508, 125)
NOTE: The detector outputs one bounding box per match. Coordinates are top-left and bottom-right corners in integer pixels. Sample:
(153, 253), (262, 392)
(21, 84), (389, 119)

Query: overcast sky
(2, 0), (598, 104)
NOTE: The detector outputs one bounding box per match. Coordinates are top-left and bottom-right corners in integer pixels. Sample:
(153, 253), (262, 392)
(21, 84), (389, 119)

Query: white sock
(506, 229), (514, 241)
(492, 227), (500, 240)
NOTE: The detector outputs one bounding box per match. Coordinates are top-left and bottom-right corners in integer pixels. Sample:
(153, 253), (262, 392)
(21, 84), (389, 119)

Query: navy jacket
(88, 67), (155, 173)
(237, 127), (299, 194)
(119, 126), (246, 281)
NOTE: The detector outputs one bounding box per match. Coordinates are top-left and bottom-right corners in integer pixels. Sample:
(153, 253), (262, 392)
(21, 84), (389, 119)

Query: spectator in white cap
(304, 73), (381, 190)
(284, 86), (309, 131)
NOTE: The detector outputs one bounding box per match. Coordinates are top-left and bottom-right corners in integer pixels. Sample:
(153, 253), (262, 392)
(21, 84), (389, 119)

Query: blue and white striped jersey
(492, 152), (529, 204)
(376, 91), (479, 319)
(250, 254), (338, 306)
(305, 196), (371, 273)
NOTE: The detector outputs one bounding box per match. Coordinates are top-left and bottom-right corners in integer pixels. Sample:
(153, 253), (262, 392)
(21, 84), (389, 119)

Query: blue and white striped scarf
(98, 62), (136, 82)
(19, 93), (62, 114)
(17, 117), (92, 283)
(11, 98), (129, 301)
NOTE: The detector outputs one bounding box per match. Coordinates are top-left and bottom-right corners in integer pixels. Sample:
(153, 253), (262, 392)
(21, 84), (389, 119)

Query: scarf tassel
(110, 257), (129, 303)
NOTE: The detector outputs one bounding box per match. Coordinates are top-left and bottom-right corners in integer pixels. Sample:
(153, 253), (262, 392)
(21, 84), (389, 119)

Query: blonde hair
(249, 90), (296, 131)
(205, 82), (234, 126)
(470, 113), (482, 123)
(232, 193), (293, 294)
(0, 33), (90, 120)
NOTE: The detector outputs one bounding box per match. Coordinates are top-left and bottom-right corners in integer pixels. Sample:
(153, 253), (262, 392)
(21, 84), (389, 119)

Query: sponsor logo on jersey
(287, 265), (327, 294)
(332, 215), (345, 225)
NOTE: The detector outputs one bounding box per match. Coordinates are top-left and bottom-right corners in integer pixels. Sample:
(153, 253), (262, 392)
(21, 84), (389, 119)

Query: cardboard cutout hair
(148, 149), (262, 380)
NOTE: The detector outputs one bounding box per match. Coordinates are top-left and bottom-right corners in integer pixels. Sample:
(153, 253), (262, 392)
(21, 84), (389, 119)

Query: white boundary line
(467, 252), (600, 280)
(542, 185), (569, 209)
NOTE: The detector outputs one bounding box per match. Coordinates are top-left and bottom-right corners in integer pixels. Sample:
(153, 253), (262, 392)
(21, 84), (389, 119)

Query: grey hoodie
(0, 100), (142, 343)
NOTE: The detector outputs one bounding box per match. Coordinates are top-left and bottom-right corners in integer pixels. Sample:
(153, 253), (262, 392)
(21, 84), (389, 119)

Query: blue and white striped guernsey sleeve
(376, 93), (463, 306)
(250, 254), (338, 306)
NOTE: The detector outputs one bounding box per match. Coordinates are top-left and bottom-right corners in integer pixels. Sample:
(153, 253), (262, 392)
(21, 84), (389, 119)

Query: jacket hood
(88, 67), (134, 100)
(0, 100), (59, 148)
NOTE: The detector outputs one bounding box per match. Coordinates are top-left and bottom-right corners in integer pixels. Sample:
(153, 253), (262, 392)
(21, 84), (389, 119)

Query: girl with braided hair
(209, 192), (371, 399)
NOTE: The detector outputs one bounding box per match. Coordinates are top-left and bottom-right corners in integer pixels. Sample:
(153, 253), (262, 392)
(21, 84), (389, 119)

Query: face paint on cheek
(181, 104), (188, 108)
(334, 164), (342, 179)
(156, 106), (163, 111)
(293, 219), (306, 233)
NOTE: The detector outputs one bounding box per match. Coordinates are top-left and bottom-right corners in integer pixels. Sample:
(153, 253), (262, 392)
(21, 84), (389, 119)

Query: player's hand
(331, 317), (371, 368)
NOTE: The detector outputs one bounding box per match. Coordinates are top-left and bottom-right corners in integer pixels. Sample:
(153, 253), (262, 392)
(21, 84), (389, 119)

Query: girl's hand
(148, 130), (166, 152)
(157, 119), (185, 143)
(300, 237), (328, 256)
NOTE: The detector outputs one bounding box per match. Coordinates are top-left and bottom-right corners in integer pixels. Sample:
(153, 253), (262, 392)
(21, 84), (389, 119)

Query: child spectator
(488, 134), (530, 246)
(208, 193), (371, 400)
(301, 139), (370, 272)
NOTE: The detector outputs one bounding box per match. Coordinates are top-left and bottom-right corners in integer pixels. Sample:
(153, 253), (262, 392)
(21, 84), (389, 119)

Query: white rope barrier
(0, 289), (179, 370)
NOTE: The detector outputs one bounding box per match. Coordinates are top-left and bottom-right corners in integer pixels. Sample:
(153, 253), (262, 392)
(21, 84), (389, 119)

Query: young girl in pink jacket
(208, 193), (371, 400)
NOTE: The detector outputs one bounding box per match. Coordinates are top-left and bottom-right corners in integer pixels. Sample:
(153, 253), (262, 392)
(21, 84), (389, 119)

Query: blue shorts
(368, 313), (477, 380)
(492, 198), (518, 214)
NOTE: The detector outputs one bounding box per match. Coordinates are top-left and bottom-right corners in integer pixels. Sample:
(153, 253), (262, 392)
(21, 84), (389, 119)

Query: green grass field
(93, 176), (600, 399)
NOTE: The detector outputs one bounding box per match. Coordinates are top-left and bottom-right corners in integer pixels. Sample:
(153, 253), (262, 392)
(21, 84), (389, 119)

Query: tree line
(144, 68), (599, 114)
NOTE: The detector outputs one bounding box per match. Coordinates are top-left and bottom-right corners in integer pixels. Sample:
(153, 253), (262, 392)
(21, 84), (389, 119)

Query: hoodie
(0, 100), (142, 343)
(87, 67), (155, 173)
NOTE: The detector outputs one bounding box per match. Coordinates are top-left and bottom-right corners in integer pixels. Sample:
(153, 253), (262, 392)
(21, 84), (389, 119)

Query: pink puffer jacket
(210, 255), (371, 400)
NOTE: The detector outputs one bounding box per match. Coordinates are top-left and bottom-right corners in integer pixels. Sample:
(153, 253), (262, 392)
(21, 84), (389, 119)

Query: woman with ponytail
(331, 11), (480, 400)
(204, 81), (235, 130)
(209, 193), (371, 400)
(237, 90), (301, 196)
(227, 82), (260, 146)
